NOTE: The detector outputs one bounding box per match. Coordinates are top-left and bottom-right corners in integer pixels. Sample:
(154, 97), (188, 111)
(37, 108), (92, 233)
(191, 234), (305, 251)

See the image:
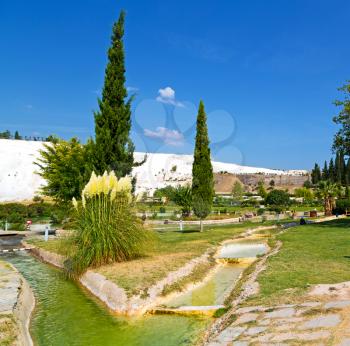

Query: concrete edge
(6, 262), (35, 346)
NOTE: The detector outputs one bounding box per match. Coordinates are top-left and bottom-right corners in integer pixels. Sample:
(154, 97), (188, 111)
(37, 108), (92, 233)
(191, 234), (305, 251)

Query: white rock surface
(0, 139), (308, 201)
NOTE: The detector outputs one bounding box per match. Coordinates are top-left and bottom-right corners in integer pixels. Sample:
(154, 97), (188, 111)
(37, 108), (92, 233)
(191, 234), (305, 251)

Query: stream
(4, 252), (209, 346)
(2, 238), (267, 345)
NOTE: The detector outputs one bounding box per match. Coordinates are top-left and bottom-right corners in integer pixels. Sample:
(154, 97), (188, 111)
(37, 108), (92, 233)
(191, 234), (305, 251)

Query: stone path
(0, 260), (21, 345)
(208, 299), (350, 345)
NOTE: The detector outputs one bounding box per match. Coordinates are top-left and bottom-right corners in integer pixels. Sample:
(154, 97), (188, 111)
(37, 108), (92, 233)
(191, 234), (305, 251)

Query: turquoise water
(217, 241), (268, 259)
(4, 253), (209, 346)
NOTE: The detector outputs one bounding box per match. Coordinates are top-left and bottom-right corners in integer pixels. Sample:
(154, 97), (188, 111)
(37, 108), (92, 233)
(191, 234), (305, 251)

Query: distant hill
(0, 139), (308, 202)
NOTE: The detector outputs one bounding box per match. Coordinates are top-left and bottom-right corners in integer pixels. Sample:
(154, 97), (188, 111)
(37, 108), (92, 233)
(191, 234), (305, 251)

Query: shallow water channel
(2, 238), (268, 345)
(165, 240), (268, 309)
(4, 252), (209, 346)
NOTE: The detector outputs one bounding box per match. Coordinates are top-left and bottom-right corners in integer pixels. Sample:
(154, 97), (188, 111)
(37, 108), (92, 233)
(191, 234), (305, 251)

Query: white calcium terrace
(0, 139), (307, 202)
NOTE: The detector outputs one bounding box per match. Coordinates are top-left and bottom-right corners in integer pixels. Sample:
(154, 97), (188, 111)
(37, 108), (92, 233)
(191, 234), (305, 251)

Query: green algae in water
(5, 253), (209, 346)
(166, 265), (243, 308)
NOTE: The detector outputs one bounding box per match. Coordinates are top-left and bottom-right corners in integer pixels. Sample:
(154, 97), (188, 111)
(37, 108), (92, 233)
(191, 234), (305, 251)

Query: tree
(303, 179), (312, 188)
(333, 81), (350, 156)
(257, 181), (267, 199)
(35, 138), (90, 203)
(269, 179), (275, 190)
(265, 190), (290, 208)
(311, 163), (321, 185)
(322, 161), (329, 181)
(232, 181), (244, 199)
(14, 131), (21, 140)
(192, 101), (214, 231)
(0, 130), (11, 139)
(294, 187), (314, 202)
(93, 10), (134, 178)
(316, 181), (339, 216)
(328, 158), (335, 182)
(334, 150), (345, 184)
(171, 185), (192, 216)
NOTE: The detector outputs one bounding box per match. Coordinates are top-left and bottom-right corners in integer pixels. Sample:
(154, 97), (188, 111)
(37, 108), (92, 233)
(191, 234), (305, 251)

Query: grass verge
(245, 218), (350, 306)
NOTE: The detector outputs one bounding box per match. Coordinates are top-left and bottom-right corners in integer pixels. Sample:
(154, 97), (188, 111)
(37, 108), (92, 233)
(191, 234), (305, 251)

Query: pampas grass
(65, 171), (153, 277)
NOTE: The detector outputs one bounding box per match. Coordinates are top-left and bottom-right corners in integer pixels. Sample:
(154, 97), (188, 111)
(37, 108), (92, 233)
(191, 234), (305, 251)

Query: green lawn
(246, 218), (350, 306)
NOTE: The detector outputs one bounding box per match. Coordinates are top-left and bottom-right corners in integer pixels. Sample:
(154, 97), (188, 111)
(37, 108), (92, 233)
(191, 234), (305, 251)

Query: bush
(65, 172), (153, 277)
(333, 199), (350, 215)
(257, 208), (265, 216)
(265, 190), (290, 208)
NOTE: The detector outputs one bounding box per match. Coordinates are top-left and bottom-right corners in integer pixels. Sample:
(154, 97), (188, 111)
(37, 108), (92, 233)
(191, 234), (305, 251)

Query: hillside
(0, 139), (308, 202)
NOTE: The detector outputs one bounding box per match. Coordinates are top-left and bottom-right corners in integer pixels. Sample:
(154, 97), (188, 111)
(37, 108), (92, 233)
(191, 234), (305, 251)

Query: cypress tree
(192, 101), (214, 232)
(93, 10), (134, 178)
(328, 158), (335, 182)
(311, 163), (321, 185)
(335, 151), (343, 184)
(322, 160), (329, 181)
(346, 158), (350, 186)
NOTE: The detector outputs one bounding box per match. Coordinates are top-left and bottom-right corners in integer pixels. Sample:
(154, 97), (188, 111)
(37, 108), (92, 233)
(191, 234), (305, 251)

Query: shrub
(333, 199), (350, 214)
(65, 171), (153, 277)
(265, 190), (290, 207)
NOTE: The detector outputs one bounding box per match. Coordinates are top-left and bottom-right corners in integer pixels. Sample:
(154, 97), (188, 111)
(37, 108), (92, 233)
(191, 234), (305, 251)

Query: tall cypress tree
(192, 101), (214, 232)
(93, 10), (134, 178)
(322, 160), (329, 181)
(334, 151), (345, 184)
(328, 158), (335, 182)
(311, 163), (321, 185)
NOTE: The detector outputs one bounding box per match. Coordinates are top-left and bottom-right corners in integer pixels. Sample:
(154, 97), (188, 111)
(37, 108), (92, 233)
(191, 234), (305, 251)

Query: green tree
(322, 161), (329, 181)
(257, 181), (267, 199)
(14, 131), (21, 140)
(171, 185), (192, 216)
(192, 101), (214, 231)
(232, 181), (244, 199)
(93, 10), (134, 178)
(311, 163), (321, 185)
(316, 181), (339, 216)
(333, 81), (350, 156)
(303, 179), (312, 188)
(294, 187), (314, 202)
(35, 138), (90, 203)
(328, 158), (335, 182)
(265, 190), (290, 208)
(334, 150), (345, 184)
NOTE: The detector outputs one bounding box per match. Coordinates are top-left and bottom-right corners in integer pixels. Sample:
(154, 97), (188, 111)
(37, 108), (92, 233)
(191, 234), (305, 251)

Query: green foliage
(333, 199), (350, 214)
(265, 190), (290, 207)
(294, 187), (314, 201)
(231, 181), (244, 199)
(153, 186), (176, 199)
(92, 10), (134, 178)
(0, 202), (61, 224)
(192, 101), (214, 226)
(65, 172), (153, 277)
(257, 181), (267, 198)
(35, 138), (90, 203)
(333, 81), (350, 156)
(171, 185), (192, 215)
(316, 180), (340, 216)
(322, 160), (329, 180)
(0, 130), (11, 139)
(311, 163), (321, 184)
(303, 180), (312, 188)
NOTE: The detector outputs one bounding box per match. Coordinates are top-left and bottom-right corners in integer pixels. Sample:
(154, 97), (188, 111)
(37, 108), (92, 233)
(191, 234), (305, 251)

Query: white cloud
(156, 87), (184, 107)
(144, 126), (184, 146)
(127, 86), (139, 92)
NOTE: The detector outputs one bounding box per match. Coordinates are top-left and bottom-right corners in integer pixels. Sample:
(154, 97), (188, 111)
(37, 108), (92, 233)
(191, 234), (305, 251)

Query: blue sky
(1, 0), (350, 169)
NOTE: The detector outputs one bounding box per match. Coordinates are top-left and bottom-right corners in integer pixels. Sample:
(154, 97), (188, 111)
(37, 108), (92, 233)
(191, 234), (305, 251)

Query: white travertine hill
(0, 139), (307, 201)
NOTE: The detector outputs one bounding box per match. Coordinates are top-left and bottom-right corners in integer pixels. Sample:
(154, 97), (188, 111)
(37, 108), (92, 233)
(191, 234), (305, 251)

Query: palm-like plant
(316, 180), (340, 216)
